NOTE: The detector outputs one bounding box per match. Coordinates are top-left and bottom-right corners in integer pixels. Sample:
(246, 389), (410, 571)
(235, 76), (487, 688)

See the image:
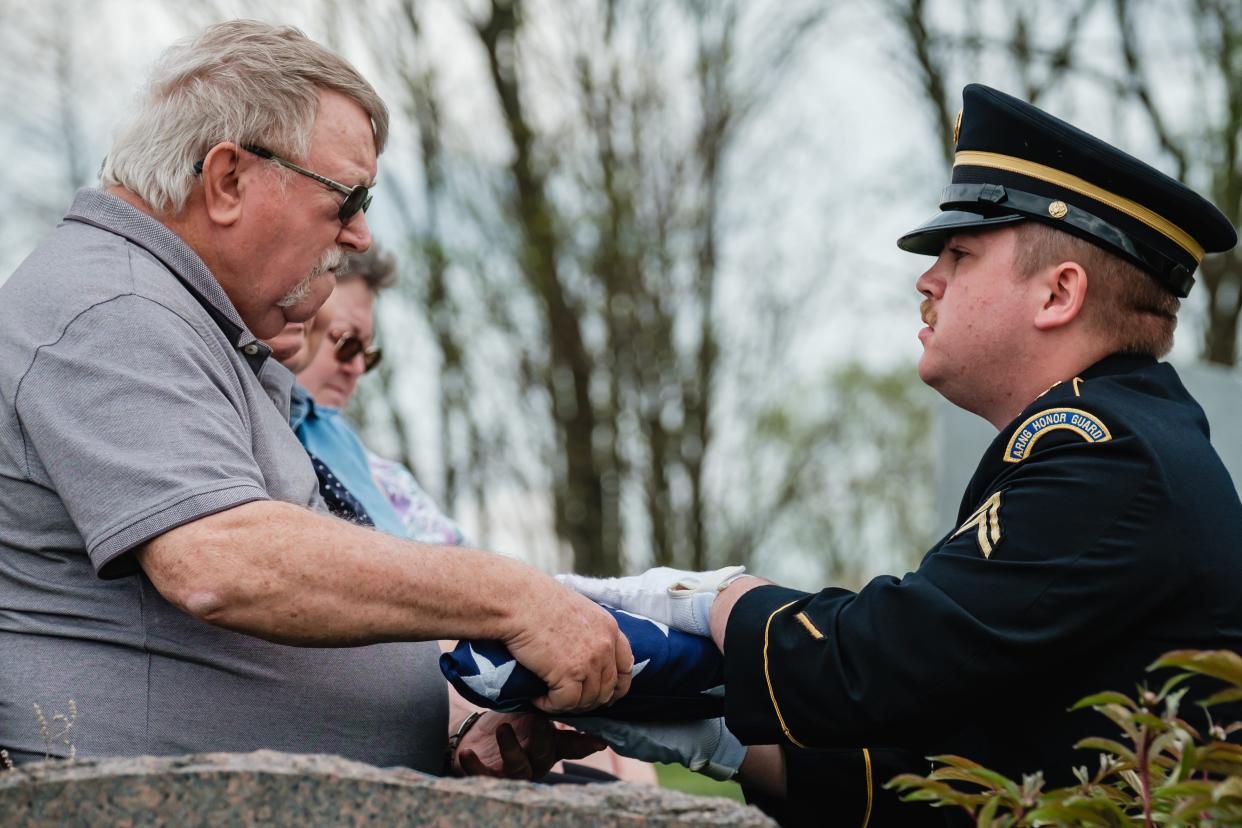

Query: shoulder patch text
(1003, 407), (1111, 464)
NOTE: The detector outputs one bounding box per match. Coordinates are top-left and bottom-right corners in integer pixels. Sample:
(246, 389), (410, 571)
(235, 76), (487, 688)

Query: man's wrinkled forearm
(137, 499), (534, 646)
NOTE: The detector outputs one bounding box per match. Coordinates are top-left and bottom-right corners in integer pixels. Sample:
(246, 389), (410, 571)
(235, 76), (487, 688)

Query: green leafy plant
(887, 651), (1242, 826)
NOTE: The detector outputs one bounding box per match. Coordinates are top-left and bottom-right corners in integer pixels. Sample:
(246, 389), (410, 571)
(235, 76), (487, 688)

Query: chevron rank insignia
(953, 491), (1003, 558)
(1003, 407), (1111, 464)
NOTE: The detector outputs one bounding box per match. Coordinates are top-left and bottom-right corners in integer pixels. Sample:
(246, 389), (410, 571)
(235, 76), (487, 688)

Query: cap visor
(897, 210), (1025, 255)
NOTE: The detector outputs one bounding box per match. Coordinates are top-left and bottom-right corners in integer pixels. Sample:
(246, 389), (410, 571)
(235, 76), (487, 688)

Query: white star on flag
(460, 645), (516, 701)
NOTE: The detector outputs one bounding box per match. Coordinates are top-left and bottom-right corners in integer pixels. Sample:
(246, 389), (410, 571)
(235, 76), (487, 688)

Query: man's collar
(1079, 352), (1158, 381)
(289, 382), (318, 430)
(62, 188), (271, 371)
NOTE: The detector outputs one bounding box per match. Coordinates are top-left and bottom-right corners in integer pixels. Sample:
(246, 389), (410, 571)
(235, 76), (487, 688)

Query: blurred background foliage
(1, 0), (1239, 589)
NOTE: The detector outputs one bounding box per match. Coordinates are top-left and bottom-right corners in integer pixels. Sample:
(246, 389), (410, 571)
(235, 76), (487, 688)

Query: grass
(654, 762), (745, 802)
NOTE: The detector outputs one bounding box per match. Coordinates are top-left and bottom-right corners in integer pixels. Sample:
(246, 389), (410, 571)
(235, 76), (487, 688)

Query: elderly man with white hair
(0, 20), (630, 771)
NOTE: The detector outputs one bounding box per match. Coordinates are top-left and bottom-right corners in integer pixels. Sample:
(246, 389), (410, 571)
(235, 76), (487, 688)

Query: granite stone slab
(0, 751), (776, 827)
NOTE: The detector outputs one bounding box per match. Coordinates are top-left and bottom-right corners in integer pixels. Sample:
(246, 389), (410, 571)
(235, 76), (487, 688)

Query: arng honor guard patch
(1003, 407), (1111, 464)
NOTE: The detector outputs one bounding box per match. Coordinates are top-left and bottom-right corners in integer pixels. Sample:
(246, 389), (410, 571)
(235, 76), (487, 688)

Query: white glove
(564, 716), (746, 781)
(556, 566), (748, 636)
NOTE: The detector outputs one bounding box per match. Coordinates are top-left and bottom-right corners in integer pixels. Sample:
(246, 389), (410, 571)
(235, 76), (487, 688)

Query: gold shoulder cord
(860, 747), (874, 828)
(762, 600), (808, 748)
(762, 602), (873, 827)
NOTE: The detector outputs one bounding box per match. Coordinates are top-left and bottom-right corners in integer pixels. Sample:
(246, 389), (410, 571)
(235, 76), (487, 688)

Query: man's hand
(557, 566), (748, 636)
(563, 716), (747, 781)
(502, 576), (635, 713)
(454, 712), (606, 779)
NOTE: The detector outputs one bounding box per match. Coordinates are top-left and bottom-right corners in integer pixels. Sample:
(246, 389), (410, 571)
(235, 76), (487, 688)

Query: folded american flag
(439, 606), (724, 720)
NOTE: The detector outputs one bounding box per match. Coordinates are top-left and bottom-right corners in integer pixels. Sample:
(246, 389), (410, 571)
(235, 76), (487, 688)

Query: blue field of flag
(440, 606), (725, 720)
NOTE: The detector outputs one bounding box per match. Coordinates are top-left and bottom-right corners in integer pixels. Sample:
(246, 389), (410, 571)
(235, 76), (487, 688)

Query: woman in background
(272, 246), (655, 784)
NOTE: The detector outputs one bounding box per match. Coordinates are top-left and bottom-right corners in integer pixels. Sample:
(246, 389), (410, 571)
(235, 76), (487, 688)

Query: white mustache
(276, 249), (345, 308)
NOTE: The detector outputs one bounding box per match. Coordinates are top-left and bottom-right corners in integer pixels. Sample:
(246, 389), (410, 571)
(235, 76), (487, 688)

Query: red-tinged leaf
(928, 767), (1011, 792)
(1163, 717), (1202, 742)
(892, 780), (986, 807)
(1147, 732), (1185, 770)
(886, 775), (987, 806)
(1130, 711), (1168, 729)
(1151, 650), (1242, 687)
(974, 795), (1000, 828)
(1156, 672), (1192, 699)
(1200, 686), (1242, 707)
(896, 788), (952, 803)
(1196, 742), (1242, 771)
(963, 767), (1021, 798)
(1157, 779), (1215, 799)
(1161, 686), (1190, 722)
(1197, 759), (1242, 777)
(1025, 800), (1127, 826)
(1174, 741), (1198, 781)
(1071, 691), (1137, 712)
(884, 773), (923, 789)
(1201, 742), (1242, 755)
(927, 754), (986, 770)
(1214, 775), (1242, 802)
(1092, 786), (1137, 806)
(883, 777), (938, 796)
(1094, 704), (1140, 739)
(1074, 737), (1137, 766)
(1169, 794), (1220, 822)
(1196, 746), (1242, 776)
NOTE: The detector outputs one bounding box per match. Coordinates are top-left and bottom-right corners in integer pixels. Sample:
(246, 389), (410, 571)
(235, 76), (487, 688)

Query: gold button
(1048, 200), (1068, 219)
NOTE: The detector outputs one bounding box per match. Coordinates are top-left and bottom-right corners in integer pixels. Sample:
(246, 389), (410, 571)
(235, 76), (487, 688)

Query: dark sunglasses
(332, 330), (382, 372)
(192, 144), (373, 223)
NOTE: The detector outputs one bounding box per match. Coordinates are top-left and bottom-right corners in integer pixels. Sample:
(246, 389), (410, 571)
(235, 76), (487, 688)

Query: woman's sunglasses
(332, 330), (382, 372)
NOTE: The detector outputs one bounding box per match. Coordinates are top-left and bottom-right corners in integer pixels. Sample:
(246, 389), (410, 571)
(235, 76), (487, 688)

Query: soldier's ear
(1032, 260), (1088, 331)
(199, 143), (245, 227)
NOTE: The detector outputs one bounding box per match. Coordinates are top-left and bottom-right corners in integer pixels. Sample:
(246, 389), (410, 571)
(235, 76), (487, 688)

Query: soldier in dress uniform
(559, 84), (1242, 827)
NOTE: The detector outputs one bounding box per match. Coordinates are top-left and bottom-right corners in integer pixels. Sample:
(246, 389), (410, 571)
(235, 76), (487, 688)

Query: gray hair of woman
(100, 19), (388, 215)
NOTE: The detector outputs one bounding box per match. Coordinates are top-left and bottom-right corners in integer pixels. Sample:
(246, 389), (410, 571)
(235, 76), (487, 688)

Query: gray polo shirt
(0, 189), (445, 770)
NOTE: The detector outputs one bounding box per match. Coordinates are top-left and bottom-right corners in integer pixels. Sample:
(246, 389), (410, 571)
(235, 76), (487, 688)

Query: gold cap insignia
(953, 109), (962, 145)
(1048, 200), (1068, 219)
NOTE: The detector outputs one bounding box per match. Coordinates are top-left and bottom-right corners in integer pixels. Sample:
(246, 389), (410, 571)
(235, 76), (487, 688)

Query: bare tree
(1112, 0), (1242, 366)
(727, 362), (938, 590)
(884, 0), (1097, 164)
(345, 0), (832, 574)
(886, 0), (1242, 365)
(0, 0), (100, 223)
(459, 0), (832, 574)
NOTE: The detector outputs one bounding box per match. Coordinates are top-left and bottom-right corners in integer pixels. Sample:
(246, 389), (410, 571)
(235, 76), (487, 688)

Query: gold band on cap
(954, 150), (1204, 262)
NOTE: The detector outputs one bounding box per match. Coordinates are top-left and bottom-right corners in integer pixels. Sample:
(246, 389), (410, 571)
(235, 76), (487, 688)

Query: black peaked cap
(898, 84), (1237, 296)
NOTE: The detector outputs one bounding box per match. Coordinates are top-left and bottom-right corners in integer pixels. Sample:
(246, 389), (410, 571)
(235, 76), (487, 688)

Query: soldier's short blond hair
(1014, 222), (1180, 358)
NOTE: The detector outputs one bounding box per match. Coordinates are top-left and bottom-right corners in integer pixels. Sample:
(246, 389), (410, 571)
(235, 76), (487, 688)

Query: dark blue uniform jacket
(726, 354), (1242, 826)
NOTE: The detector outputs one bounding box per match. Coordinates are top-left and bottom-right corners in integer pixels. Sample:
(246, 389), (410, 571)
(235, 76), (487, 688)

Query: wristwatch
(445, 710), (486, 773)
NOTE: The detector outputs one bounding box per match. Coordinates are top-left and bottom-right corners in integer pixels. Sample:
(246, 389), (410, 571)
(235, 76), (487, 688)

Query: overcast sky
(0, 0), (1223, 584)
